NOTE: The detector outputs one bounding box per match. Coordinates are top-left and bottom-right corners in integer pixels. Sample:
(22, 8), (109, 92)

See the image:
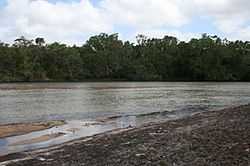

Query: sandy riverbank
(1, 104), (250, 166)
(0, 121), (65, 139)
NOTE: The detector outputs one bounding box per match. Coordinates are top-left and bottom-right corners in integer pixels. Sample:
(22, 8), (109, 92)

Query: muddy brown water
(0, 82), (250, 156)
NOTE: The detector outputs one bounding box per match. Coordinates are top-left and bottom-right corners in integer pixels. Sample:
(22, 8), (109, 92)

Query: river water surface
(0, 82), (250, 156)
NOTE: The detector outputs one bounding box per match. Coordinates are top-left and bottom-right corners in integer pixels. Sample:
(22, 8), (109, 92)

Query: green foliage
(0, 34), (249, 82)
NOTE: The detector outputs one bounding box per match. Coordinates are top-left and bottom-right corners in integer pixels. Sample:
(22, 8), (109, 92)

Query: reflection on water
(0, 82), (250, 156)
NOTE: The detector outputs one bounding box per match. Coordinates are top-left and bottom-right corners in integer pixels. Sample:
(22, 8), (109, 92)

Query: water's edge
(0, 105), (210, 156)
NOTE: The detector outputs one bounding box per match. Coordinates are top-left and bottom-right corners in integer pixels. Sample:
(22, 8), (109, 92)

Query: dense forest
(0, 33), (250, 82)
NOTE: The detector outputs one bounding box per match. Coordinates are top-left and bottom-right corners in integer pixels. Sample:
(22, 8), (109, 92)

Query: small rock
(37, 157), (46, 161)
(121, 142), (130, 145)
(135, 153), (145, 157)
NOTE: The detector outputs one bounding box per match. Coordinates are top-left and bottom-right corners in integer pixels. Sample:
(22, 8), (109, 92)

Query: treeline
(0, 33), (250, 82)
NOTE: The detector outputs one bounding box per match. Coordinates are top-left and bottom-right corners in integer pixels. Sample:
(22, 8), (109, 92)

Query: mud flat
(0, 121), (65, 139)
(1, 104), (250, 166)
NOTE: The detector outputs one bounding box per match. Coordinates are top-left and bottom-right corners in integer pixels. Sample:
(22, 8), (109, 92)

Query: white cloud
(0, 0), (193, 44)
(1, 0), (250, 44)
(228, 26), (250, 41)
(0, 0), (112, 44)
(193, 0), (250, 39)
(101, 0), (191, 28)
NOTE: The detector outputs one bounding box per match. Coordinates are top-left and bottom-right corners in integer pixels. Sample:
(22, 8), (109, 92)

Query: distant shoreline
(1, 104), (249, 166)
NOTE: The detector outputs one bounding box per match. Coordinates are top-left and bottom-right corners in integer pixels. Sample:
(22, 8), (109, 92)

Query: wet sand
(0, 121), (65, 139)
(0, 104), (249, 166)
(10, 133), (65, 146)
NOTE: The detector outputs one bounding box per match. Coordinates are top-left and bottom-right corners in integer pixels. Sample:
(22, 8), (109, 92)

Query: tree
(0, 33), (249, 82)
(14, 36), (33, 47)
(35, 38), (45, 46)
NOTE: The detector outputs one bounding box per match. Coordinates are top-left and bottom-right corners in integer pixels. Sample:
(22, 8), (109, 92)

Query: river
(0, 82), (250, 155)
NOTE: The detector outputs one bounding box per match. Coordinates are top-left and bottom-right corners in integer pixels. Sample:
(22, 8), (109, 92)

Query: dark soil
(1, 104), (250, 166)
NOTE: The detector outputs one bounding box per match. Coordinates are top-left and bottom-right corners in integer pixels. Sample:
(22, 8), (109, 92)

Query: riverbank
(1, 104), (250, 166)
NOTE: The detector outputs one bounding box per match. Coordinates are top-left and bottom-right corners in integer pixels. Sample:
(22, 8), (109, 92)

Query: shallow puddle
(0, 109), (193, 156)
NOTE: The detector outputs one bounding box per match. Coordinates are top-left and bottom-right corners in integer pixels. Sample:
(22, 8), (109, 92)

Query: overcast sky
(0, 0), (250, 45)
